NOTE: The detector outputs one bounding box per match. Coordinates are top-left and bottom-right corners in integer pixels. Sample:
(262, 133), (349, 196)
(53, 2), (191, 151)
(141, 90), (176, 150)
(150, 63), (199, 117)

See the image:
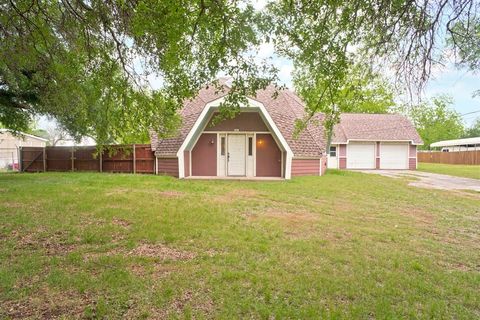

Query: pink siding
(291, 159), (320, 176)
(191, 133), (217, 176)
(205, 112), (268, 132)
(409, 158), (417, 170)
(158, 158), (178, 177)
(256, 134), (282, 177)
(409, 144), (417, 170)
(339, 144), (347, 157)
(184, 151), (190, 177)
(409, 144), (417, 157)
(338, 144), (347, 169)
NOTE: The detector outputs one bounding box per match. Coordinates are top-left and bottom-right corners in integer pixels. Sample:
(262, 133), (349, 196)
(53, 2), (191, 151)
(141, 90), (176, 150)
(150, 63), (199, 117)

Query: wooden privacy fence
(418, 151), (480, 165)
(20, 144), (156, 174)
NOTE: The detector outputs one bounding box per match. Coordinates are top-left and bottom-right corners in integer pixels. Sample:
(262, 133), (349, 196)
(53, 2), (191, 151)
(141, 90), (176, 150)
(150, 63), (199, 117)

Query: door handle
(227, 152), (230, 162)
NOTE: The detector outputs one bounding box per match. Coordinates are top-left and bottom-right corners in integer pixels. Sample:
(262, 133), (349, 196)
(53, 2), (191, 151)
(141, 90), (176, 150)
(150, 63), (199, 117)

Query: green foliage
(449, 19), (480, 71)
(1, 0), (478, 143)
(266, 0), (478, 136)
(463, 118), (480, 138)
(0, 1), (275, 145)
(293, 63), (394, 140)
(406, 96), (465, 149)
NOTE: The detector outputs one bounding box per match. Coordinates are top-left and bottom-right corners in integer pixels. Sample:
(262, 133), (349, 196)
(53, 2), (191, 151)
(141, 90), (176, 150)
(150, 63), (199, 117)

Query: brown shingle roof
(150, 82), (326, 157)
(332, 113), (423, 144)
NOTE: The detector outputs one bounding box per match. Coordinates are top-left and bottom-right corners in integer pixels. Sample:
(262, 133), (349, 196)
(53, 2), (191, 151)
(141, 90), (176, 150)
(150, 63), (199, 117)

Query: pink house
(150, 79), (422, 179)
(150, 79), (326, 179)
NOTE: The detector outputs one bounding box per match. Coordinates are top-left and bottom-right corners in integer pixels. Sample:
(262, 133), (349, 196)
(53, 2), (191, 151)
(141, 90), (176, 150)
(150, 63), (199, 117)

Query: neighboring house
(430, 137), (480, 152)
(328, 114), (423, 170)
(150, 79), (422, 179)
(0, 129), (48, 169)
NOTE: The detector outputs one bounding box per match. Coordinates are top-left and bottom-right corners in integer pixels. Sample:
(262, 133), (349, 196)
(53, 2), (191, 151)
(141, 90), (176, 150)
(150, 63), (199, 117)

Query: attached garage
(346, 142), (375, 169)
(379, 143), (409, 169)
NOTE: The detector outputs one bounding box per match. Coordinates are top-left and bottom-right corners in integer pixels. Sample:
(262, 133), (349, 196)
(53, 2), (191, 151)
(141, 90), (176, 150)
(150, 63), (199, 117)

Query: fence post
(71, 146), (74, 172)
(99, 148), (103, 172)
(18, 146), (22, 172)
(133, 144), (136, 174)
(42, 147), (46, 172)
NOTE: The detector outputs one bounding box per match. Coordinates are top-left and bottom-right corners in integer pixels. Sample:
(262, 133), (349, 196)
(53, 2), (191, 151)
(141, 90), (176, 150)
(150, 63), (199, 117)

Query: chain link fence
(0, 148), (20, 171)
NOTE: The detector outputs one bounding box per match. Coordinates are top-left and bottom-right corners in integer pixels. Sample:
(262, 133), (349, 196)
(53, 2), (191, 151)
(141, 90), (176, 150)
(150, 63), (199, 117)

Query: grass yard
(418, 162), (480, 179)
(0, 171), (479, 319)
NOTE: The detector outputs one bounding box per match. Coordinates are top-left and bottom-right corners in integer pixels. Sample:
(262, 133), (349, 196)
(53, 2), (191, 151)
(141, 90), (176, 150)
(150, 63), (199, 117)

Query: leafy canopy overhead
(1, 0), (478, 143)
(0, 0), (275, 143)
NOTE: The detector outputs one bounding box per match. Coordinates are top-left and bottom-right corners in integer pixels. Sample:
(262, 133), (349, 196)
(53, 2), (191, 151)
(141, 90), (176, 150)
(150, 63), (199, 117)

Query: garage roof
(332, 113), (423, 145)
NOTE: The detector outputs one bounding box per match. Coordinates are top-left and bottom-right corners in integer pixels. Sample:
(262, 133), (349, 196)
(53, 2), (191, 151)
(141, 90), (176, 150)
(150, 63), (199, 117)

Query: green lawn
(0, 172), (479, 319)
(418, 162), (480, 179)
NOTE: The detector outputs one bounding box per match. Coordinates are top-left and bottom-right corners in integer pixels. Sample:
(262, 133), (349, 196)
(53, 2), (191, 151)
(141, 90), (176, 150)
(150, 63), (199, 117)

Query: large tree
(0, 0), (275, 144)
(1, 1), (478, 144)
(407, 96), (465, 149)
(266, 0), (479, 141)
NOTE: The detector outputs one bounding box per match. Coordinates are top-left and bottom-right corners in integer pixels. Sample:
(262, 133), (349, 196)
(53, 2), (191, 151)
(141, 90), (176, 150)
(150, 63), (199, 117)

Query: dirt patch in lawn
(128, 243), (196, 260)
(435, 259), (480, 272)
(1, 287), (92, 319)
(112, 217), (131, 228)
(168, 290), (214, 316)
(13, 229), (78, 256)
(1, 202), (24, 209)
(119, 288), (215, 319)
(83, 242), (198, 263)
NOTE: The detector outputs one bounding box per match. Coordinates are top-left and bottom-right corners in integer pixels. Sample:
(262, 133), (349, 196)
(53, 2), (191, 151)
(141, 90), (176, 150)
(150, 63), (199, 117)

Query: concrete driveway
(360, 170), (480, 192)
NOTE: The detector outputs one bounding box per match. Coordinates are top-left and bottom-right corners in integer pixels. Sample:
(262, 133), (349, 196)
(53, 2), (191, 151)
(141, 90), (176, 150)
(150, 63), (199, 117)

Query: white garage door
(347, 142), (375, 169)
(380, 143), (408, 169)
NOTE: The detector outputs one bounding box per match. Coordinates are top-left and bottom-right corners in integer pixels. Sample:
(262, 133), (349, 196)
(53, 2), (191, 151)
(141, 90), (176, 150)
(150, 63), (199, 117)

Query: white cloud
(277, 62), (294, 88)
(252, 0), (268, 10)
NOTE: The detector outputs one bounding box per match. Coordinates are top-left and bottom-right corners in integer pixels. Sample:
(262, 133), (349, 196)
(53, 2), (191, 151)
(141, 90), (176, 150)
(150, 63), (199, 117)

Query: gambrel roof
(150, 79), (326, 157)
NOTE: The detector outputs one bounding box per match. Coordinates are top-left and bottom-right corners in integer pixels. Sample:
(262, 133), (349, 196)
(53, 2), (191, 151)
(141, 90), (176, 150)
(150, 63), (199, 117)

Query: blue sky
(262, 52), (480, 126)
(424, 67), (479, 126)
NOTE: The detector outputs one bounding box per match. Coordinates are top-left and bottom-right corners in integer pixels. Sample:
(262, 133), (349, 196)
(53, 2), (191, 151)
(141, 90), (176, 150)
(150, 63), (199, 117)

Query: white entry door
(228, 134), (246, 176)
(347, 142), (375, 169)
(380, 143), (409, 169)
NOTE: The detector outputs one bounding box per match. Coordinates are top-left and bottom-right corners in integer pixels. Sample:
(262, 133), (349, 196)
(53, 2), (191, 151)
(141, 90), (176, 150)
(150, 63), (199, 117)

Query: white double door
(227, 134), (246, 176)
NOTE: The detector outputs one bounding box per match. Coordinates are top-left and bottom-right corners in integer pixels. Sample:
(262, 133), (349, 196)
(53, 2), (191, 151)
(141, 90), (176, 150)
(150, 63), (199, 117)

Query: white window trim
(176, 97), (293, 179)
